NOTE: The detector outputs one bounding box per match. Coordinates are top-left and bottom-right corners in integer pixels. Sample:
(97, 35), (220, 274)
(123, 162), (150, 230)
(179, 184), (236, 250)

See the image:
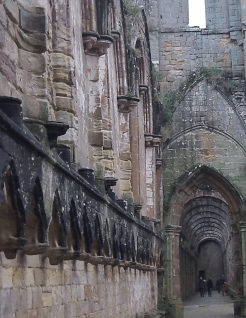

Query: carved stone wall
(0, 0), (163, 316)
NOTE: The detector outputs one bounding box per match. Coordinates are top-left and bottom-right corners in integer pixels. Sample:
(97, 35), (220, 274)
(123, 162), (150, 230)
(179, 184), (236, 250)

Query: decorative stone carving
(82, 32), (113, 56)
(117, 95), (140, 112)
(139, 84), (149, 95)
(0, 96), (23, 127)
(44, 121), (69, 147)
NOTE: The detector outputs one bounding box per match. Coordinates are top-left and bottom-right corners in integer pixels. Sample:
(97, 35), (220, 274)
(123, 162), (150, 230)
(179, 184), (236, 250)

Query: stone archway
(164, 165), (246, 316)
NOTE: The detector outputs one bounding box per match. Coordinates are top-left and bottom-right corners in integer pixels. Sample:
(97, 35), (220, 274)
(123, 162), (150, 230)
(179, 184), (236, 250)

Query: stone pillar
(165, 225), (182, 299)
(240, 222), (246, 295)
(238, 222), (246, 316)
(241, 0), (246, 79)
(164, 225), (184, 318)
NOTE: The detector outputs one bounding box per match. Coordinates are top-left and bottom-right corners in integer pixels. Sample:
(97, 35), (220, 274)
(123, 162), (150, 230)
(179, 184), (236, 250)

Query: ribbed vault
(167, 166), (244, 301)
(180, 196), (232, 252)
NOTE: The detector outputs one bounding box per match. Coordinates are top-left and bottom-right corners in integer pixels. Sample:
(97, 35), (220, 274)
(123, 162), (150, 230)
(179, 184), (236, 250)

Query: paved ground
(184, 291), (234, 318)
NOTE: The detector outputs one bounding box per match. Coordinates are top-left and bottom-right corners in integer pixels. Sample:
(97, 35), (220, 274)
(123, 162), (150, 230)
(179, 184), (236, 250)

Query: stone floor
(184, 291), (234, 318)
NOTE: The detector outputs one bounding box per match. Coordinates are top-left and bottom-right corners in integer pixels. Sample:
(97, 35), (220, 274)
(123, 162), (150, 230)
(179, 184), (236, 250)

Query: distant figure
(219, 275), (226, 296)
(224, 282), (230, 295)
(203, 280), (207, 294)
(198, 277), (205, 297)
(216, 278), (221, 293)
(207, 278), (213, 297)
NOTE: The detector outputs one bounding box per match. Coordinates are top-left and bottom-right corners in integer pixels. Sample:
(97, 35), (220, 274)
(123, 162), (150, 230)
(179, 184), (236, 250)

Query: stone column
(240, 222), (246, 295)
(165, 225), (182, 299)
(241, 0), (246, 79)
(164, 225), (184, 318)
(238, 222), (246, 316)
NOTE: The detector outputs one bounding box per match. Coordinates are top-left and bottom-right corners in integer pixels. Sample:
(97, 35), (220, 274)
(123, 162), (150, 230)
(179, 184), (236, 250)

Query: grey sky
(189, 0), (206, 28)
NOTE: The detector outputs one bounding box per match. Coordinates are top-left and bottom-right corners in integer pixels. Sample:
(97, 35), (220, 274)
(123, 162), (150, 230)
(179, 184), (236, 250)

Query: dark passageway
(177, 167), (243, 304)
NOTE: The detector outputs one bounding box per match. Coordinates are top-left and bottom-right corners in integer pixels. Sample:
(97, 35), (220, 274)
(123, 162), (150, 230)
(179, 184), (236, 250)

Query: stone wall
(197, 241), (224, 288)
(0, 254), (157, 318)
(0, 0), (163, 316)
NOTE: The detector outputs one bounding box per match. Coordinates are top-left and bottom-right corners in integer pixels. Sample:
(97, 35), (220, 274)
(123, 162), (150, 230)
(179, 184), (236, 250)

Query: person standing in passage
(207, 278), (213, 297)
(216, 278), (221, 293)
(220, 275), (226, 296)
(198, 277), (205, 297)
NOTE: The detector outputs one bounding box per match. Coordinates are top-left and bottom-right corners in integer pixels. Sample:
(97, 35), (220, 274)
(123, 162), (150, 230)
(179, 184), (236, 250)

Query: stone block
(55, 97), (76, 114)
(54, 82), (72, 98)
(18, 50), (46, 74)
(120, 180), (131, 191)
(18, 288), (32, 311)
(51, 53), (74, 69)
(89, 131), (103, 146)
(0, 4), (7, 29)
(64, 303), (76, 317)
(0, 288), (11, 315)
(120, 160), (132, 170)
(25, 268), (35, 286)
(53, 69), (73, 85)
(42, 292), (53, 307)
(4, 0), (19, 23)
(2, 267), (13, 288)
(32, 286), (43, 309)
(77, 284), (85, 301)
(46, 269), (63, 286)
(13, 267), (24, 288)
(20, 9), (46, 34)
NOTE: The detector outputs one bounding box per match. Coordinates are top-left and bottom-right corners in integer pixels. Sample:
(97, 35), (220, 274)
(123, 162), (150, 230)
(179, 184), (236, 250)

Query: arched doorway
(164, 166), (245, 315)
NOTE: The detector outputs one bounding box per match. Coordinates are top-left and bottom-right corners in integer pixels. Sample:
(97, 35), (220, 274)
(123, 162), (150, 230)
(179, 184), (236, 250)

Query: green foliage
(158, 91), (177, 125)
(123, 0), (142, 46)
(152, 64), (162, 84)
(94, 165), (104, 178)
(163, 179), (180, 213)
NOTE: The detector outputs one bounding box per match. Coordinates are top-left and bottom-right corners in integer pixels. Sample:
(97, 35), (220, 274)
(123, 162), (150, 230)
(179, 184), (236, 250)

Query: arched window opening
(188, 0), (206, 28)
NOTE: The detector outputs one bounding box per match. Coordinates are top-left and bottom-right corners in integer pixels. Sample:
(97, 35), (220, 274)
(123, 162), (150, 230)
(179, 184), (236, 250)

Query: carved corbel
(82, 31), (100, 55)
(111, 30), (120, 40)
(117, 96), (140, 113)
(95, 35), (114, 56)
(139, 84), (149, 96)
(144, 134), (153, 147)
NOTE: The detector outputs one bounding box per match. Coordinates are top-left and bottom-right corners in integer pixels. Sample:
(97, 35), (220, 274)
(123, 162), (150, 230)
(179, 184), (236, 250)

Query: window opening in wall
(188, 0), (206, 28)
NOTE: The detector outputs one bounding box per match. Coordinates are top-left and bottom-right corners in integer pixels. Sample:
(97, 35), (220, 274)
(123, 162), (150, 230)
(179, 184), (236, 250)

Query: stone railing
(0, 97), (163, 270)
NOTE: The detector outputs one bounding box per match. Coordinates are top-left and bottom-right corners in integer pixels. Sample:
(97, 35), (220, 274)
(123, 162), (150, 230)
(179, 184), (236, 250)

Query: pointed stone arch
(82, 207), (93, 254)
(92, 214), (104, 256)
(23, 177), (48, 255)
(103, 218), (112, 257)
(131, 232), (136, 262)
(0, 159), (26, 259)
(112, 223), (119, 259)
(62, 198), (81, 260)
(45, 190), (67, 265)
(165, 164), (245, 306)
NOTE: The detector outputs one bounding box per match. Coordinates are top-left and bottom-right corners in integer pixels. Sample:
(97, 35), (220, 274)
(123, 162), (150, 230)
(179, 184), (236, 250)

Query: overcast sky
(189, 0), (206, 28)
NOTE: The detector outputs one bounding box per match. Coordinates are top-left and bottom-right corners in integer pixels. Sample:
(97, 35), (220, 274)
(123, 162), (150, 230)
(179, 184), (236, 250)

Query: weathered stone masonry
(0, 0), (163, 317)
(146, 0), (246, 315)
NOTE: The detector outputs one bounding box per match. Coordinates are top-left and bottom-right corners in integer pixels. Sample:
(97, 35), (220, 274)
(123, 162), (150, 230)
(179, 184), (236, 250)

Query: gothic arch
(62, 198), (81, 259)
(112, 223), (119, 259)
(45, 190), (67, 265)
(82, 207), (93, 253)
(0, 160), (26, 259)
(103, 218), (112, 257)
(23, 177), (48, 255)
(92, 214), (103, 256)
(165, 165), (244, 301)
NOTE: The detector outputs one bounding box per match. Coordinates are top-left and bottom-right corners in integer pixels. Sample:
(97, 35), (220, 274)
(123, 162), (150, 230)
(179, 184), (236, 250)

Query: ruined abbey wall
(146, 0), (246, 308)
(0, 0), (163, 317)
